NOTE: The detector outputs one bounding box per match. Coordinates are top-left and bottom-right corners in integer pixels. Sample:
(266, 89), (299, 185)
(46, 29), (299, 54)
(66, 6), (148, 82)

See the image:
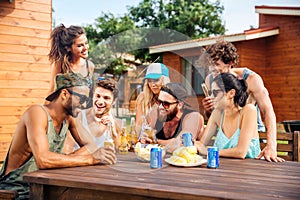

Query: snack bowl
(134, 142), (167, 162)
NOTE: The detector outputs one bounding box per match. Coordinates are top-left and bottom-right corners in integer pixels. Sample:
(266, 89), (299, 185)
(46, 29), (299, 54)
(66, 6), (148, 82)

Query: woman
(135, 63), (170, 135)
(48, 24), (95, 106)
(195, 73), (261, 159)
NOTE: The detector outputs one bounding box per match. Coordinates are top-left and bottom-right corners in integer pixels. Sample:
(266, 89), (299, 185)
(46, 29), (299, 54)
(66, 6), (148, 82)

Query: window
(181, 56), (210, 96)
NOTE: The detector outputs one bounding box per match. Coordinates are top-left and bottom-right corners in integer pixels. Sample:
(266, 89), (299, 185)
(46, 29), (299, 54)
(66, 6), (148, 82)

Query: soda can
(150, 147), (162, 168)
(182, 133), (193, 147)
(207, 147), (219, 168)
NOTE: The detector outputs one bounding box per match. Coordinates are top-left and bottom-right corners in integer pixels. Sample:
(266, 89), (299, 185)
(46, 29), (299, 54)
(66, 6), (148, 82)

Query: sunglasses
(157, 99), (178, 109)
(66, 89), (89, 104)
(212, 89), (223, 97)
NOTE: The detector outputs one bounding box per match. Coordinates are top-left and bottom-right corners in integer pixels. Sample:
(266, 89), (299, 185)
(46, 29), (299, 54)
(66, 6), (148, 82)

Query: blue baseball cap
(144, 63), (169, 79)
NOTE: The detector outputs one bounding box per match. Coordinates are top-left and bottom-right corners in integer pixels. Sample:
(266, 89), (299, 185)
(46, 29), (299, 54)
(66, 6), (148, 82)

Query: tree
(84, 0), (225, 74)
(128, 0), (225, 39)
(85, 13), (138, 76)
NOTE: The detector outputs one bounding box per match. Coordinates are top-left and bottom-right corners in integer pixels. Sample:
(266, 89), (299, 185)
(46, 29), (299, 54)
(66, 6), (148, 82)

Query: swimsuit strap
(85, 59), (90, 77)
(220, 111), (225, 129)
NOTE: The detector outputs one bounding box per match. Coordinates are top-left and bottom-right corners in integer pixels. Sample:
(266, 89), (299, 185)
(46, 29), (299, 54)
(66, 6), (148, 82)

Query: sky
(52, 0), (300, 34)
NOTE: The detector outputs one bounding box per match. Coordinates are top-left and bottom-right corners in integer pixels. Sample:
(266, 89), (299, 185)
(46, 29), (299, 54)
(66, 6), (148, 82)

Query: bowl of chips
(134, 142), (167, 162)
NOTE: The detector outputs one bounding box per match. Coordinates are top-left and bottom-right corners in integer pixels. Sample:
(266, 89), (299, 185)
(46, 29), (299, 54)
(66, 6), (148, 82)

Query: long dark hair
(48, 24), (86, 73)
(213, 73), (248, 107)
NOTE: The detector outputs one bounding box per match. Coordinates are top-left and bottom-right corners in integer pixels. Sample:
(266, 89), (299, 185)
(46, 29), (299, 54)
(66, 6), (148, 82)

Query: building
(149, 5), (300, 122)
(0, 0), (52, 163)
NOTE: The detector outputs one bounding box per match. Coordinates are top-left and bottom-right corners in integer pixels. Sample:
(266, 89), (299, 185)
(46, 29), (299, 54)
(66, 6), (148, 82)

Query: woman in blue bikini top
(196, 73), (261, 159)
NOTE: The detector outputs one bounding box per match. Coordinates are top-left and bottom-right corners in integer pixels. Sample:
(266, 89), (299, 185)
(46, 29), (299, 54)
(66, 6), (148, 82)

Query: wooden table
(23, 152), (300, 200)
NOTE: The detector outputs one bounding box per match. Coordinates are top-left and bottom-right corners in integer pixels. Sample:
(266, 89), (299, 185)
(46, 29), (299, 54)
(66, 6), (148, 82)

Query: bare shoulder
(211, 108), (222, 117)
(50, 62), (62, 73)
(185, 111), (202, 119)
(22, 105), (48, 126)
(87, 60), (95, 69)
(183, 111), (204, 124)
(25, 105), (46, 115)
(209, 108), (222, 124)
(241, 104), (257, 115)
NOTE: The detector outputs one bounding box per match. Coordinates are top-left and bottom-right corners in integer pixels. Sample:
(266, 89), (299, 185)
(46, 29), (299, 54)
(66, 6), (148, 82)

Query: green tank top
(0, 105), (68, 199)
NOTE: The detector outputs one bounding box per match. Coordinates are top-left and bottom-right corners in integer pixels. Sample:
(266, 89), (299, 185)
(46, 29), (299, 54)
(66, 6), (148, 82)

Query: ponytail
(235, 79), (248, 107)
(48, 24), (86, 73)
(213, 73), (248, 107)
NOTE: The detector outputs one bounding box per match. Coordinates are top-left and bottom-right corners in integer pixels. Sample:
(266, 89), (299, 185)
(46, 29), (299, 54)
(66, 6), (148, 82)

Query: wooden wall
(162, 12), (300, 123)
(0, 0), (52, 162)
(259, 14), (300, 121)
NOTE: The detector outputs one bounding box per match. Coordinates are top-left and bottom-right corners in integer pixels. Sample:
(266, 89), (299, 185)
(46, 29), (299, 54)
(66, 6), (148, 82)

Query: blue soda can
(207, 147), (219, 168)
(182, 133), (193, 147)
(150, 147), (162, 168)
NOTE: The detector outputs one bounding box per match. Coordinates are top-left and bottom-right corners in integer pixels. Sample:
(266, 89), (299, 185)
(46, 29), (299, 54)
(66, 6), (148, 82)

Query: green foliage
(84, 0), (225, 76)
(128, 0), (225, 38)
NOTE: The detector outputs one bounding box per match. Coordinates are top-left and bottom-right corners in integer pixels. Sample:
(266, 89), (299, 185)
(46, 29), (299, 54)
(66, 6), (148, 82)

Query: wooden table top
(24, 152), (300, 200)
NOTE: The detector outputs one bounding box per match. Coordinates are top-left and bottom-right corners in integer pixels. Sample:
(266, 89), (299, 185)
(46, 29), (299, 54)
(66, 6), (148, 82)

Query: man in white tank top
(63, 77), (121, 153)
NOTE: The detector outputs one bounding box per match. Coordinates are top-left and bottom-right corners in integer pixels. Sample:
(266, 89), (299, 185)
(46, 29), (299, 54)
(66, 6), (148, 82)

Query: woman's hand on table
(194, 141), (207, 156)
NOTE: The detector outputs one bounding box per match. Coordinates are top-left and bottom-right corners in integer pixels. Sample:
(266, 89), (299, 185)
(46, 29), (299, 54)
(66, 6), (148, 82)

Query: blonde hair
(141, 75), (170, 115)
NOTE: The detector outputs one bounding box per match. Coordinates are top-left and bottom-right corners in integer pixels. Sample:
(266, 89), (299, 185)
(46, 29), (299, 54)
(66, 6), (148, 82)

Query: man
(202, 40), (284, 162)
(140, 82), (204, 152)
(63, 77), (121, 153)
(0, 73), (116, 199)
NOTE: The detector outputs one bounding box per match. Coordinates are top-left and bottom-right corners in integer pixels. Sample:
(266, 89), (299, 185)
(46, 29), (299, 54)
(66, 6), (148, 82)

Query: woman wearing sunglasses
(135, 63), (170, 135)
(195, 73), (261, 159)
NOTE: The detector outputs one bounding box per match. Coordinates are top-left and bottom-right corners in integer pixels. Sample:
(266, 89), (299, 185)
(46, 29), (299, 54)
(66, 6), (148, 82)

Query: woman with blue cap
(135, 63), (170, 136)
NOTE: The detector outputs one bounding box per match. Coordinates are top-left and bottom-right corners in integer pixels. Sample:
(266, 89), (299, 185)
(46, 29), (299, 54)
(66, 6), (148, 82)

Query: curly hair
(206, 40), (239, 67)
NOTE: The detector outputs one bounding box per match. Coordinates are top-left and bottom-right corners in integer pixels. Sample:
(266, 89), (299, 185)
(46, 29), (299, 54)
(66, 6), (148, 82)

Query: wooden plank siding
(162, 11), (300, 123)
(0, 0), (52, 162)
(260, 14), (300, 121)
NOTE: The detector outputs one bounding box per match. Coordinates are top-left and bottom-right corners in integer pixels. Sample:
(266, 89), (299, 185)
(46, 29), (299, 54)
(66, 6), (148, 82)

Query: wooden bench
(259, 131), (300, 161)
(0, 190), (18, 200)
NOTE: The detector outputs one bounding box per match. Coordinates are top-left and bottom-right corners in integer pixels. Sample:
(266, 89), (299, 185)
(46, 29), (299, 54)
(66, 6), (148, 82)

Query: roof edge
(149, 27), (279, 54)
(255, 5), (300, 16)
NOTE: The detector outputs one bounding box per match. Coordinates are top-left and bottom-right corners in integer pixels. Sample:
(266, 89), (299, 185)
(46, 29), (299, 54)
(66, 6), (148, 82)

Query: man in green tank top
(0, 73), (116, 199)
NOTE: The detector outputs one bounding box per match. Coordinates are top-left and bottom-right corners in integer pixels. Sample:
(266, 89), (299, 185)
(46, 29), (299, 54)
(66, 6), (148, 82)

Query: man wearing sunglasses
(140, 82), (204, 152)
(63, 77), (121, 153)
(0, 73), (116, 199)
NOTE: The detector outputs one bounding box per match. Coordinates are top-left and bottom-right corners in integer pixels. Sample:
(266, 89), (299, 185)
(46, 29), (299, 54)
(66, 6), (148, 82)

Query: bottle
(140, 115), (156, 144)
(119, 118), (129, 154)
(104, 122), (115, 150)
(128, 117), (138, 152)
